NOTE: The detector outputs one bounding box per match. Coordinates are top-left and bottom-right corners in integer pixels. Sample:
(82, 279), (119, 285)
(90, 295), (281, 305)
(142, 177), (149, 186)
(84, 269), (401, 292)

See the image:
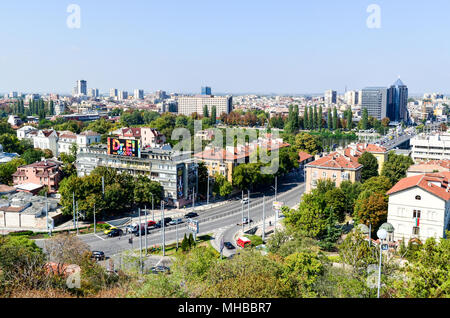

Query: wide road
(36, 170), (305, 257)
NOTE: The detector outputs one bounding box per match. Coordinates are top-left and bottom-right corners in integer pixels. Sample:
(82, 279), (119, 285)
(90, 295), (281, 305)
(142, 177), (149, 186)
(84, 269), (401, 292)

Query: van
(236, 237), (251, 249)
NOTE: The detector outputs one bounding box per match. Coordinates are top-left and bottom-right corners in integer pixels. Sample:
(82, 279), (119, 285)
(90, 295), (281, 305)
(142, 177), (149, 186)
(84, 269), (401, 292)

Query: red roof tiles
(387, 172), (450, 201)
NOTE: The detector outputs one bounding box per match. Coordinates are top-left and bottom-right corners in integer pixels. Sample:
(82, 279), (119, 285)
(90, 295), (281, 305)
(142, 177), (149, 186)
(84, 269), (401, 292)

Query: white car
(241, 198), (249, 204)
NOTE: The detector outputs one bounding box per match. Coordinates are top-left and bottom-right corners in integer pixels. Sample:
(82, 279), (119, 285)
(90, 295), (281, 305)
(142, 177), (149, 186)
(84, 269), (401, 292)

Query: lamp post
(377, 228), (387, 299)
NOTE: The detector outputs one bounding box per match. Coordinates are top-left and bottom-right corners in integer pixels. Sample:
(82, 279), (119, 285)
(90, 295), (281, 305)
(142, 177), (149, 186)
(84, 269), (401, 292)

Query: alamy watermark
(67, 4), (81, 29)
(366, 4), (381, 29)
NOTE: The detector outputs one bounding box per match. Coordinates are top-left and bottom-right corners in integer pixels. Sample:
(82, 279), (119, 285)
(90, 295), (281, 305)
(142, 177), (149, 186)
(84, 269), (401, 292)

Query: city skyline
(1, 1), (450, 94)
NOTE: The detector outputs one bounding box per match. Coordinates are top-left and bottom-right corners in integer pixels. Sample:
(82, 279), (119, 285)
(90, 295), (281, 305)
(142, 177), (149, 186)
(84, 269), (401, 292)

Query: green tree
(381, 152), (414, 185)
(210, 106), (217, 126)
(358, 152), (379, 182)
(303, 107), (309, 130)
(354, 191), (388, 231)
(0, 158), (25, 185)
(21, 148), (45, 165)
(203, 105), (209, 118)
(133, 175), (164, 208)
(327, 108), (333, 130)
(360, 108), (369, 130)
(346, 109), (353, 130)
(324, 188), (346, 222)
(317, 106), (323, 130)
(294, 132), (322, 156)
(332, 107), (338, 130)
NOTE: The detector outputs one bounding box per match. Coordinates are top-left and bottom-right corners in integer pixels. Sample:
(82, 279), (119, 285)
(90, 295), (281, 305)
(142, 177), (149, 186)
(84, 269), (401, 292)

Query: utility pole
(162, 201), (165, 257)
(176, 218), (179, 251)
(275, 176), (278, 201)
(72, 192), (76, 230)
(76, 201), (79, 236)
(151, 194), (154, 221)
(247, 190), (250, 229)
(144, 205), (148, 255)
(46, 192), (51, 236)
(241, 190), (244, 232)
(262, 195), (266, 242)
(206, 175), (210, 205)
(138, 208), (142, 274)
(93, 203), (96, 235)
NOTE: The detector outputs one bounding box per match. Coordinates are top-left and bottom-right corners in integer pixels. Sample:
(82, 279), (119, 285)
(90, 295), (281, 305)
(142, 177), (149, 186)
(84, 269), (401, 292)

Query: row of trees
(11, 99), (55, 119)
(59, 167), (164, 220)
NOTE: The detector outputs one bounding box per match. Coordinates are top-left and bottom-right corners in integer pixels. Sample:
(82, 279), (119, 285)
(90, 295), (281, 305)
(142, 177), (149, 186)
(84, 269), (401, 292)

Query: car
(108, 228), (123, 237)
(103, 226), (118, 235)
(241, 198), (249, 204)
(134, 226), (148, 236)
(224, 242), (235, 250)
(125, 224), (139, 234)
(242, 217), (253, 224)
(169, 218), (183, 226)
(184, 212), (198, 218)
(155, 217), (173, 228)
(91, 251), (105, 261)
(150, 266), (171, 274)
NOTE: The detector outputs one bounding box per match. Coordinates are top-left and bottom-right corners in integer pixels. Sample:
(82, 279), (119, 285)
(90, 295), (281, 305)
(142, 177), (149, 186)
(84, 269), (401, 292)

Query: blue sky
(1, 0), (449, 95)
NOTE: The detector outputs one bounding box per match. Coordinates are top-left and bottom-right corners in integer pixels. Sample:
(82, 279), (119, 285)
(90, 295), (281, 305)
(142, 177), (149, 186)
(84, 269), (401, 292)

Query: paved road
(35, 171), (305, 258)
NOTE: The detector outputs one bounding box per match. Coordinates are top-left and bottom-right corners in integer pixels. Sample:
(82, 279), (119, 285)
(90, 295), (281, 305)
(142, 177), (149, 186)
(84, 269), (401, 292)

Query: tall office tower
(387, 78), (408, 123)
(345, 91), (359, 106)
(134, 89), (144, 100)
(118, 91), (128, 100)
(325, 90), (337, 104)
(201, 86), (212, 95)
(88, 88), (99, 98)
(155, 90), (168, 100)
(361, 87), (388, 120)
(177, 95), (233, 116)
(358, 90), (363, 105)
(76, 80), (87, 96)
(110, 88), (118, 98)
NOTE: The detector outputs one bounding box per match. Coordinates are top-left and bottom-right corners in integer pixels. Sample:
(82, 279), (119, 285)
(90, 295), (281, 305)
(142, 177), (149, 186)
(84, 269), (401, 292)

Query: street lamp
(376, 228), (387, 299)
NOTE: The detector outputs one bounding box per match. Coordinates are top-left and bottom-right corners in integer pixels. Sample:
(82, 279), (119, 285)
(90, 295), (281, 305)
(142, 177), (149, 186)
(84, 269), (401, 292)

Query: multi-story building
(57, 130), (101, 155)
(387, 173), (450, 242)
(387, 78), (408, 123)
(118, 91), (128, 101)
(76, 80), (87, 96)
(33, 130), (59, 157)
(76, 144), (198, 207)
(88, 88), (99, 98)
(407, 160), (450, 177)
(177, 95), (233, 117)
(344, 143), (389, 174)
(305, 152), (363, 193)
(345, 91), (359, 106)
(325, 90), (337, 105)
(201, 86), (212, 95)
(411, 133), (450, 162)
(110, 88), (118, 99)
(12, 159), (63, 194)
(361, 87), (388, 120)
(134, 89), (144, 100)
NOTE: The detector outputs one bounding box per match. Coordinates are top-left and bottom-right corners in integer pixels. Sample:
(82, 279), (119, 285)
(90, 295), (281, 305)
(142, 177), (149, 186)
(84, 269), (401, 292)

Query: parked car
(242, 217), (253, 224)
(108, 228), (123, 237)
(150, 266), (171, 274)
(184, 212), (198, 218)
(125, 224), (139, 234)
(155, 217), (173, 228)
(91, 251), (105, 261)
(224, 242), (235, 250)
(169, 218), (183, 226)
(236, 237), (251, 248)
(241, 198), (249, 204)
(103, 226), (118, 235)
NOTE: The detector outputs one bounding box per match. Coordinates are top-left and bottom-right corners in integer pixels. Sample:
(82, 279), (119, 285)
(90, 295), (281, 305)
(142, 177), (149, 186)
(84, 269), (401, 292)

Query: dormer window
(415, 195), (421, 200)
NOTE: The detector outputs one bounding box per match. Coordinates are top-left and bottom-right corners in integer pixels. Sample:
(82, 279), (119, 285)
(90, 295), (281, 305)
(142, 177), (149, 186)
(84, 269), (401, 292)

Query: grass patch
(244, 234), (263, 247)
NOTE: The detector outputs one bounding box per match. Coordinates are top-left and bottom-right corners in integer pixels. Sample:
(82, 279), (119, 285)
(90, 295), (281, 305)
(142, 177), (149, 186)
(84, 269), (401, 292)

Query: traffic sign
(381, 244), (389, 251)
(273, 201), (284, 210)
(187, 219), (199, 234)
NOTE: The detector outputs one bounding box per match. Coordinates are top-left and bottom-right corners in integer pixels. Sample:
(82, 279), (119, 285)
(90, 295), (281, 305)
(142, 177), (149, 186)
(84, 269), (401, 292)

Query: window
(412, 227), (420, 235)
(413, 210), (421, 219)
(415, 195), (421, 200)
(322, 172), (327, 178)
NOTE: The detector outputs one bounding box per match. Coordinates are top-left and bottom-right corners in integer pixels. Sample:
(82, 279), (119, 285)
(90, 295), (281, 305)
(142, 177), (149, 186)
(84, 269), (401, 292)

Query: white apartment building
(58, 130), (101, 155)
(134, 89), (144, 100)
(411, 133), (450, 162)
(16, 126), (38, 141)
(345, 91), (359, 106)
(33, 130), (59, 157)
(387, 173), (450, 242)
(177, 95), (233, 117)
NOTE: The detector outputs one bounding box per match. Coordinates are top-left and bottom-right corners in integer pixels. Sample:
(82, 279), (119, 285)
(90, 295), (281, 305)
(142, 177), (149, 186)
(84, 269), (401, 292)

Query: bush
(245, 235), (263, 247)
(8, 231), (34, 237)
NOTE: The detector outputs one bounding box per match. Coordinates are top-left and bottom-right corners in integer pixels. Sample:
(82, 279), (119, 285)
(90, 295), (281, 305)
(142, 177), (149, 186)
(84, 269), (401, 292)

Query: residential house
(305, 152), (363, 193)
(387, 173), (450, 242)
(33, 130), (59, 157)
(12, 159), (63, 193)
(407, 160), (450, 177)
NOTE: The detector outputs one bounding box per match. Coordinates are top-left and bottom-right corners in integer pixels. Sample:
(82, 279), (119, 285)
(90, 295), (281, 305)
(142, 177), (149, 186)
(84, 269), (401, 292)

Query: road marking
(95, 234), (106, 241)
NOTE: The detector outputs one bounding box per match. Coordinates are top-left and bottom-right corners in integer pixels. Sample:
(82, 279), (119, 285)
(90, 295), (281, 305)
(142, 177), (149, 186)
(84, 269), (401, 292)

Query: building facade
(361, 87), (388, 120)
(12, 159), (63, 194)
(387, 173), (450, 242)
(387, 78), (408, 124)
(305, 152), (363, 193)
(410, 133), (450, 162)
(76, 144), (198, 207)
(177, 95), (233, 117)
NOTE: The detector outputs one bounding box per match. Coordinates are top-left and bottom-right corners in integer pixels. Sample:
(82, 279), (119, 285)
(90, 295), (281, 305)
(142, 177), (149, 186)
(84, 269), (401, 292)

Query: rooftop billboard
(107, 138), (141, 158)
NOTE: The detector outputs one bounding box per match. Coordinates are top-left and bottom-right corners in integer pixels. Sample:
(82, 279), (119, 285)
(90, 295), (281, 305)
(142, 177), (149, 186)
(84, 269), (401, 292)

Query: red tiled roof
(298, 151), (313, 163)
(306, 152), (363, 170)
(387, 172), (450, 201)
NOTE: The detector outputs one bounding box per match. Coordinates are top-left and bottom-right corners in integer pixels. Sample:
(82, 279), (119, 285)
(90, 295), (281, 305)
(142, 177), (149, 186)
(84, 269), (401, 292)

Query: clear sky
(1, 0), (449, 95)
